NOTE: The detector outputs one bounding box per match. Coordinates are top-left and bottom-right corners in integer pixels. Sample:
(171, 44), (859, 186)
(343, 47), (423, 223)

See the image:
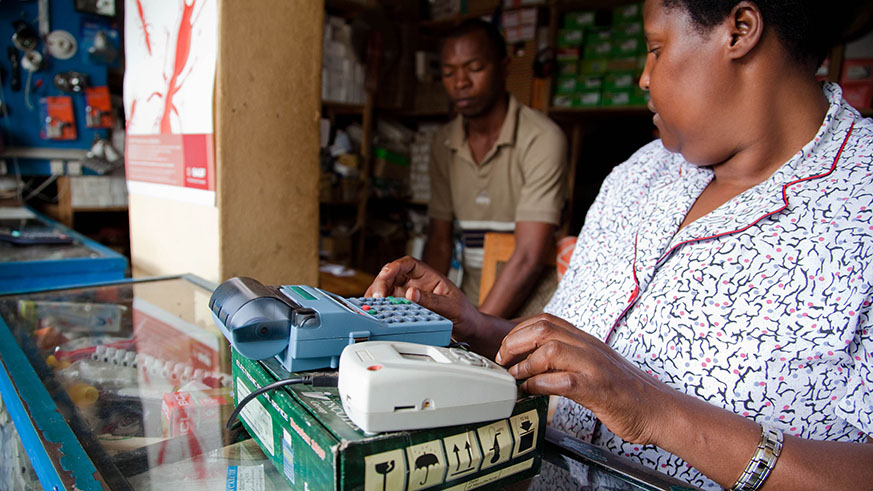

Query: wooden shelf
(323, 101), (367, 115)
(548, 105), (651, 118)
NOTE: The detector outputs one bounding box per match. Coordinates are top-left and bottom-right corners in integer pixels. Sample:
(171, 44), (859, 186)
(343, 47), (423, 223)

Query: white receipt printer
(338, 341), (518, 433)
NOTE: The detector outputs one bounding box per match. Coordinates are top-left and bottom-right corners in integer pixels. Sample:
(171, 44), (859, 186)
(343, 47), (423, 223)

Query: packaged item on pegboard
(39, 96), (77, 140)
(81, 21), (120, 65)
(85, 86), (114, 128)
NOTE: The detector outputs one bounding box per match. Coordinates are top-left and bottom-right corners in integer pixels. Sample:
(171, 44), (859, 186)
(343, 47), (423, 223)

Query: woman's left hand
(495, 313), (676, 446)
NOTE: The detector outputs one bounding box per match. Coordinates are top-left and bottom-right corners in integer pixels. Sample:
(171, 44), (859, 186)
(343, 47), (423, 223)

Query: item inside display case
(0, 278), (236, 485)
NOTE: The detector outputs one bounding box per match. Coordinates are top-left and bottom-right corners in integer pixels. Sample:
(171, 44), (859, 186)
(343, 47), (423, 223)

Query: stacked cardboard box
(552, 3), (649, 109)
(323, 16), (366, 105)
(232, 352), (549, 490)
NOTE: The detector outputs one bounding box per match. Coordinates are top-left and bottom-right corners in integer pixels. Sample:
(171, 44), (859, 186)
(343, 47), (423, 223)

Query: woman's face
(640, 0), (737, 165)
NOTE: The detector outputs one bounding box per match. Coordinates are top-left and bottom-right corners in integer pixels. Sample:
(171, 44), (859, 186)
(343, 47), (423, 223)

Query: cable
(24, 69), (34, 111)
(226, 374), (339, 430)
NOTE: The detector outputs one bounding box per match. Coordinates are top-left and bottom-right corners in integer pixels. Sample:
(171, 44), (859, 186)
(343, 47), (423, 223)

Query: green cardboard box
(604, 71), (637, 91)
(554, 76), (577, 95)
(584, 27), (613, 43)
(583, 40), (612, 60)
(563, 10), (595, 29)
(613, 21), (643, 38)
(573, 90), (602, 107)
(576, 75), (604, 90)
(232, 351), (549, 490)
(602, 89), (632, 106)
(552, 94), (574, 108)
(579, 58), (609, 74)
(556, 60), (579, 76)
(556, 47), (581, 62)
(613, 3), (643, 24)
(557, 29), (585, 47)
(611, 36), (645, 58)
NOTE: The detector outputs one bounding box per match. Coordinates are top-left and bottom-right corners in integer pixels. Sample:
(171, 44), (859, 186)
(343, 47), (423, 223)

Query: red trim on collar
(603, 121), (856, 344)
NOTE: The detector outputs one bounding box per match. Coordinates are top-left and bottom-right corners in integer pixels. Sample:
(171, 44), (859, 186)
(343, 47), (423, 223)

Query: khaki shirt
(429, 95), (567, 303)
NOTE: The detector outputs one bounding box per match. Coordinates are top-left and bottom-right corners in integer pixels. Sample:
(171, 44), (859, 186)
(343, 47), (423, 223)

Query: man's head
(440, 19), (509, 118)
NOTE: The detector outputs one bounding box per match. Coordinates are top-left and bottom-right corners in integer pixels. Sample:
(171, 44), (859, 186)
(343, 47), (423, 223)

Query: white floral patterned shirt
(543, 83), (873, 489)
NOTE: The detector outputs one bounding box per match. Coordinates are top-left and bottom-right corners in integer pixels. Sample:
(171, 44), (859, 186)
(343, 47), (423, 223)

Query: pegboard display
(0, 0), (119, 156)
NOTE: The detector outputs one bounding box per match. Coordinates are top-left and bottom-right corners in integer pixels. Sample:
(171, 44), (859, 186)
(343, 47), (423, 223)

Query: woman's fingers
(366, 256), (434, 298)
(496, 314), (588, 366)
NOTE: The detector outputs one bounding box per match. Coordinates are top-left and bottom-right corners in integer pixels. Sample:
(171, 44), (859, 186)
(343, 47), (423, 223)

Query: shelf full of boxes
(552, 3), (650, 110)
(320, 12), (372, 266)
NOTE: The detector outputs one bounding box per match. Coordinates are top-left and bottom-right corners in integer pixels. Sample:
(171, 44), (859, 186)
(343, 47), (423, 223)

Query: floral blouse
(543, 83), (873, 489)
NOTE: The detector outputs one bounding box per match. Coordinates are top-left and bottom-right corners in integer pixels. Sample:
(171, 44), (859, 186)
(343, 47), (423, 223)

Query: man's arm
(478, 221), (555, 318)
(422, 217), (453, 276)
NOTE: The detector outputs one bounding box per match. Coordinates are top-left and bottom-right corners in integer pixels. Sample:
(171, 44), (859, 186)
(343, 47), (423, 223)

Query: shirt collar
(768, 82), (856, 183)
(445, 94), (520, 152)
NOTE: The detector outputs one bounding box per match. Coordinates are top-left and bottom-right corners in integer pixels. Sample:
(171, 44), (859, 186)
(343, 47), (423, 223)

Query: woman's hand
(495, 313), (676, 445)
(366, 256), (483, 341)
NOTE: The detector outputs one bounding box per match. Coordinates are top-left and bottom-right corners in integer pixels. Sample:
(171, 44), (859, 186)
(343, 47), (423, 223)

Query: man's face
(440, 30), (507, 118)
(640, 0), (737, 165)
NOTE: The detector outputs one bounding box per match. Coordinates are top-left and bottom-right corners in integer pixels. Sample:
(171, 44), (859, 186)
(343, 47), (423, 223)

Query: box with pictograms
(231, 349), (548, 490)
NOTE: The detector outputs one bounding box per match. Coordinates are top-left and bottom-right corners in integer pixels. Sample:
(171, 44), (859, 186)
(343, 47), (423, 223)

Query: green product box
(607, 57), (641, 72)
(613, 21), (643, 38)
(557, 29), (584, 47)
(556, 47), (581, 62)
(552, 94), (574, 108)
(613, 3), (643, 24)
(573, 90), (602, 107)
(604, 71), (637, 91)
(579, 58), (609, 74)
(584, 27), (613, 44)
(602, 88), (633, 106)
(631, 85), (650, 106)
(563, 10), (595, 29)
(576, 75), (603, 90)
(556, 60), (579, 76)
(583, 40), (612, 60)
(554, 76), (577, 95)
(611, 36), (645, 58)
(232, 351), (549, 491)
(637, 54), (648, 70)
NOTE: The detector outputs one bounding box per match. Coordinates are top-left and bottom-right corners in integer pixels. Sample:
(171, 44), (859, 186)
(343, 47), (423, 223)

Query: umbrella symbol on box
(414, 452), (439, 484)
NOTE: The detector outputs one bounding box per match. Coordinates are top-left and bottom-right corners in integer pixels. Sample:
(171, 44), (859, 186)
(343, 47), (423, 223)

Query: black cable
(226, 374), (338, 430)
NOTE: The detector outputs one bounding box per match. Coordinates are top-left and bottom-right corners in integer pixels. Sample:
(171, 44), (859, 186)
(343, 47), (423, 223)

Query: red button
(362, 305), (370, 311)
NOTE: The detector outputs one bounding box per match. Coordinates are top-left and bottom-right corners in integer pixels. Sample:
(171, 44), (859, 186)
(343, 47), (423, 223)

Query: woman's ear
(726, 1), (764, 59)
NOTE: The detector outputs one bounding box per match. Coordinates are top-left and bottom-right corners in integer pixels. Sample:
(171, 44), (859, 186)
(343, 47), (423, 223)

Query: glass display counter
(0, 206), (127, 294)
(0, 275), (695, 490)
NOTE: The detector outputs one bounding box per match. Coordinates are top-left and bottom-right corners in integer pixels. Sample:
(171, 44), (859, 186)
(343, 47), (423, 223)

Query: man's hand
(366, 256), (483, 341)
(495, 313), (675, 445)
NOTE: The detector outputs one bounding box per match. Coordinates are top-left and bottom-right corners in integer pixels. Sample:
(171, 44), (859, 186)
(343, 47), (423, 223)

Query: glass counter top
(0, 275), (694, 490)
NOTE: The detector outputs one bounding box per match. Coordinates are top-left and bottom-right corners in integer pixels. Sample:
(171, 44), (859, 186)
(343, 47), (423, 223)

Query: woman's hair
(662, 0), (837, 68)
(442, 19), (508, 62)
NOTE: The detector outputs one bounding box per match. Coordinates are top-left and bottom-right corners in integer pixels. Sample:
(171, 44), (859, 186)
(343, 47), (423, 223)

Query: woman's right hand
(366, 256), (483, 342)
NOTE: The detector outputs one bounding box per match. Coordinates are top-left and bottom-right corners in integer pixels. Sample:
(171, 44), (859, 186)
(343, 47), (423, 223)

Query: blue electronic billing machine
(209, 277), (453, 372)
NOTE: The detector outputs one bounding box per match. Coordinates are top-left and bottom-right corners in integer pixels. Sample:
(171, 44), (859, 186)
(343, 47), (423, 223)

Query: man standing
(424, 19), (567, 318)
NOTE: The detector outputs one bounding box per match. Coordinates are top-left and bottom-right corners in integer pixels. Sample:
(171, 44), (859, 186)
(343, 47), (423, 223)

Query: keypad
(347, 296), (446, 325)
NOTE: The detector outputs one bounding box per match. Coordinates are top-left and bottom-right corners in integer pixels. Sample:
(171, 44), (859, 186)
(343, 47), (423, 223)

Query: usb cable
(226, 374), (339, 430)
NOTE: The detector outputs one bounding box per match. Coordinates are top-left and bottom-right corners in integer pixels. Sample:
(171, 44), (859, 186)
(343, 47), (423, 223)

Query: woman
(368, 0), (873, 489)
